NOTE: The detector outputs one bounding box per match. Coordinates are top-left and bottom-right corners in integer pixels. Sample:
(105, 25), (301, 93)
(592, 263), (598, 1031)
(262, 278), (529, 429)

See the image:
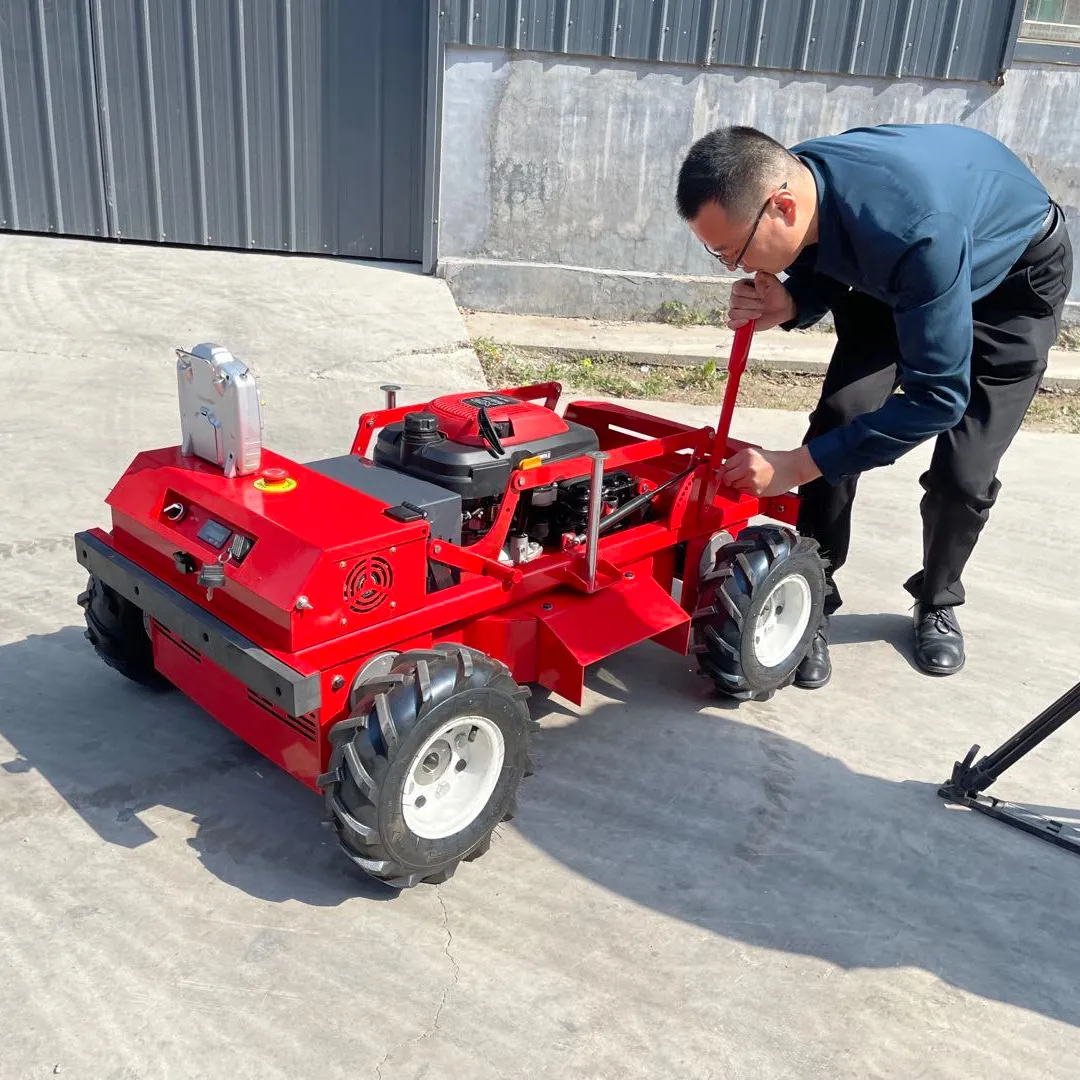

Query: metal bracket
(938, 677), (1080, 857)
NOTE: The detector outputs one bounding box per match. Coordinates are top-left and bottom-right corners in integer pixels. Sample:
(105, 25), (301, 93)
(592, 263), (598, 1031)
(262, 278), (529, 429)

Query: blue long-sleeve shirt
(779, 123), (1051, 484)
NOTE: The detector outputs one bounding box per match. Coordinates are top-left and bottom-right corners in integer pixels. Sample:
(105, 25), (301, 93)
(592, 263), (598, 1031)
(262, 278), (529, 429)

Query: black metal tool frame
(938, 677), (1080, 854)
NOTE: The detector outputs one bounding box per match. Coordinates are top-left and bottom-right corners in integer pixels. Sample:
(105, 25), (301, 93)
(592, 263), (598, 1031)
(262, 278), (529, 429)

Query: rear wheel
(319, 643), (536, 889)
(78, 575), (170, 690)
(692, 525), (826, 701)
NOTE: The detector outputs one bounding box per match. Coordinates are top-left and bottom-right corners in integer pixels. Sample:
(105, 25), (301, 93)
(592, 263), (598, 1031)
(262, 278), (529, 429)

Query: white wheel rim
(402, 716), (505, 840)
(752, 574), (813, 668)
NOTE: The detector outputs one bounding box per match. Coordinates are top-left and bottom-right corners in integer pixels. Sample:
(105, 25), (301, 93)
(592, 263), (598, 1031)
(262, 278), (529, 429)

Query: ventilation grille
(247, 690), (317, 742)
(343, 555), (394, 615)
(155, 621), (201, 662)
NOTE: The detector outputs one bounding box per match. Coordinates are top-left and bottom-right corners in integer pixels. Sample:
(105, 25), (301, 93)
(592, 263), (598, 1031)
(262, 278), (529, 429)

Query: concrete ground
(465, 310), (1080, 388)
(3, 234), (1080, 1079)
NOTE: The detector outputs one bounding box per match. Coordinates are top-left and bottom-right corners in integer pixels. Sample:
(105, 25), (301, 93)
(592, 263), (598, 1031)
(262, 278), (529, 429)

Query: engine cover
(373, 393), (599, 500)
(428, 392), (570, 448)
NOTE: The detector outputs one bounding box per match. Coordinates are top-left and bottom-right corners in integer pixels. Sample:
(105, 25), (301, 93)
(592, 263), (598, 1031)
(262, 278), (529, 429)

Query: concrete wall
(436, 46), (1080, 323)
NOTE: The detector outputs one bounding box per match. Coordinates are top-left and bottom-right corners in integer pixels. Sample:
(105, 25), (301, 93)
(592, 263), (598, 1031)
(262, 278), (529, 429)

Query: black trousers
(796, 204), (1074, 616)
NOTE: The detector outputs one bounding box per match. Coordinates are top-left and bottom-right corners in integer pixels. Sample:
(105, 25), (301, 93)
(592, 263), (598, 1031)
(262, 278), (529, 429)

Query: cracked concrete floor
(3, 235), (1080, 1079)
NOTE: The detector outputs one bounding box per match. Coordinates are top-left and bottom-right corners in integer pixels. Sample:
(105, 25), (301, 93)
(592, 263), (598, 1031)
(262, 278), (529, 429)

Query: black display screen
(197, 518), (232, 549)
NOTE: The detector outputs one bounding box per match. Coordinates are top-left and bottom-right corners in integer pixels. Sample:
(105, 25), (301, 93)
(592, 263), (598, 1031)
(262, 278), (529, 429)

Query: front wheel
(78, 575), (170, 690)
(319, 643), (536, 889)
(692, 525), (826, 701)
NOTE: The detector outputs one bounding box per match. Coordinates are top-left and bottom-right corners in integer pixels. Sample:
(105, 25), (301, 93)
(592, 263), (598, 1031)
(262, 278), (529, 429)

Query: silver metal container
(176, 343), (264, 478)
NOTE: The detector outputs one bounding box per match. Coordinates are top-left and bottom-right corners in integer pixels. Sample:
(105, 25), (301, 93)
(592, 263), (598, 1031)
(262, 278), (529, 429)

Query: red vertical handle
(695, 319), (755, 518)
(713, 319), (755, 461)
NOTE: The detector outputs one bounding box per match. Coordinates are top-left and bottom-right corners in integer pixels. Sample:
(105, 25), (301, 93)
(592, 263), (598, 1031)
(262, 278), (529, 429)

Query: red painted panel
(152, 620), (322, 790)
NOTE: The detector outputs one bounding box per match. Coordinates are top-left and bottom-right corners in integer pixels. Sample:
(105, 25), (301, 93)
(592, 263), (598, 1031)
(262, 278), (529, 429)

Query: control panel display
(197, 518), (232, 550)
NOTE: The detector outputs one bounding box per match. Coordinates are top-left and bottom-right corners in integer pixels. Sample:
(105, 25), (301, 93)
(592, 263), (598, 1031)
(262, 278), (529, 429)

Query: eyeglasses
(703, 182), (787, 271)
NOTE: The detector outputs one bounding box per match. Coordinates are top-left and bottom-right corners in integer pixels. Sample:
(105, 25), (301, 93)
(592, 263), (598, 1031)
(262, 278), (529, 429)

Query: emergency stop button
(254, 467), (297, 493)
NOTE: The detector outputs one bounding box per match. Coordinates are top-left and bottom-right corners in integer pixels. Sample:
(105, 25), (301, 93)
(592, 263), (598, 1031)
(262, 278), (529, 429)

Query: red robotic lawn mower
(74, 322), (826, 888)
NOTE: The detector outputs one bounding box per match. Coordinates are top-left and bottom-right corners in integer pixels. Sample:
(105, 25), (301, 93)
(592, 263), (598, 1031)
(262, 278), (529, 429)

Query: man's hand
(720, 446), (821, 498)
(728, 272), (797, 332)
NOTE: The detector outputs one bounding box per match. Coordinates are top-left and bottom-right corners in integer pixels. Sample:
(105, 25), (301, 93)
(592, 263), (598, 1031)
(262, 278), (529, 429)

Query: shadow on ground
(519, 643), (1080, 1032)
(3, 623), (1080, 1029)
(0, 627), (396, 905)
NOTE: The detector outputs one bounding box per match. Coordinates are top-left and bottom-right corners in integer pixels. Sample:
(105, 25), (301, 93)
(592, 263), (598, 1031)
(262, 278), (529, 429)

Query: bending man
(676, 123), (1072, 686)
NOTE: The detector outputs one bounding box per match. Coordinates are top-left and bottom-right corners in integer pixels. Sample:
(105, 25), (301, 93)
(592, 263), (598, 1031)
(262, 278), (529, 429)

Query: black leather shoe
(913, 603), (965, 675)
(795, 617), (831, 689)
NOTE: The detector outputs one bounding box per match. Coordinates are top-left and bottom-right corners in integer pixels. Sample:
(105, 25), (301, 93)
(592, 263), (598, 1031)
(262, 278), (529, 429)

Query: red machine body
(75, 323), (798, 799)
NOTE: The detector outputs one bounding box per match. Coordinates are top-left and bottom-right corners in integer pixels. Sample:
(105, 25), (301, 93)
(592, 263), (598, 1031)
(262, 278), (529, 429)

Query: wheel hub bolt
(455, 759), (467, 772)
(415, 795), (427, 807)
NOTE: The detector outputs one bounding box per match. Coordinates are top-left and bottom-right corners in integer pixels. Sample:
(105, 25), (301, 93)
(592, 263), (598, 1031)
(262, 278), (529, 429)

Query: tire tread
(79, 575), (170, 690)
(321, 643), (534, 890)
(690, 525), (825, 700)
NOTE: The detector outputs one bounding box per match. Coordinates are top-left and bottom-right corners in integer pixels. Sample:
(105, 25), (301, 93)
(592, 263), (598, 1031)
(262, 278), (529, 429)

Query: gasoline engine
(369, 392), (644, 562)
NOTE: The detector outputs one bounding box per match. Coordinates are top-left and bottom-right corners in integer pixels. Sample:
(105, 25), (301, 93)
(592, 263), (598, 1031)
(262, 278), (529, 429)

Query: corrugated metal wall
(442, 0), (1025, 82)
(0, 0), (429, 261)
(0, 0), (109, 237)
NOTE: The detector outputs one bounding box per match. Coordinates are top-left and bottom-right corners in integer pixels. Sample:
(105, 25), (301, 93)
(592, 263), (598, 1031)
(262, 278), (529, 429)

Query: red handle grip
(713, 319), (755, 461)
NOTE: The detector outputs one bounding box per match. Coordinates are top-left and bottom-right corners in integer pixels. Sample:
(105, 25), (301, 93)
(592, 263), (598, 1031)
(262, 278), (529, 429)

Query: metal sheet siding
(442, 0), (1023, 82)
(2, 0), (426, 261)
(0, 0), (108, 236)
(91, 0), (426, 259)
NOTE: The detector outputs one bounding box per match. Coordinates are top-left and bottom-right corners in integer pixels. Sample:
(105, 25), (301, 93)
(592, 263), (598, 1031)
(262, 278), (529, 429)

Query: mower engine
(371, 392), (642, 561)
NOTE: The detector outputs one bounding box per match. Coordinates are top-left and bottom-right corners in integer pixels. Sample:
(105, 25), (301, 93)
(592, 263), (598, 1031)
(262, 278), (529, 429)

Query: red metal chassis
(75, 323), (803, 794)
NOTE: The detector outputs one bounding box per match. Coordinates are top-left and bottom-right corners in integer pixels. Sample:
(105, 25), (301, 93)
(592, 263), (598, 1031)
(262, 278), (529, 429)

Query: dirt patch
(472, 339), (1080, 434)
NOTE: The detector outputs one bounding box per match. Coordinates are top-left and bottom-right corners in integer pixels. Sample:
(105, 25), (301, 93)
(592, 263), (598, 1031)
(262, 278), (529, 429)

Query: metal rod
(974, 679), (1080, 788)
(598, 463), (694, 535)
(584, 450), (608, 589)
(380, 383), (401, 409)
(937, 676), (1080, 858)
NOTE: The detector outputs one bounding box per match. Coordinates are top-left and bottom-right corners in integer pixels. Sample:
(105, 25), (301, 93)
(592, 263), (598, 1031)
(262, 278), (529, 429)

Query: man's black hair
(676, 125), (793, 222)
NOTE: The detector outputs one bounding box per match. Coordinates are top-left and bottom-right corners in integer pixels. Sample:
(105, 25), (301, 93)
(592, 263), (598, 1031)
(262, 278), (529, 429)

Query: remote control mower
(74, 322), (827, 889)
